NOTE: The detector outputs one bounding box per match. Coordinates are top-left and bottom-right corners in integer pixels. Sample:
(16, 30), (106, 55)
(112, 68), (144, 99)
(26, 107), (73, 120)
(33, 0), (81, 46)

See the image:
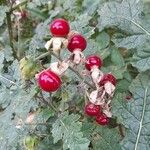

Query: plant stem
(35, 52), (50, 61)
(10, 0), (29, 13)
(6, 12), (18, 59)
(35, 51), (95, 90)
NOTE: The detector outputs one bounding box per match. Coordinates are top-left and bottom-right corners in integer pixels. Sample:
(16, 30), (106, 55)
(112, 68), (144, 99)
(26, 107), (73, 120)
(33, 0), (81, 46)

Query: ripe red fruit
(96, 113), (109, 126)
(50, 18), (70, 37)
(99, 73), (116, 86)
(67, 34), (87, 52)
(37, 69), (61, 92)
(85, 55), (103, 71)
(85, 103), (101, 116)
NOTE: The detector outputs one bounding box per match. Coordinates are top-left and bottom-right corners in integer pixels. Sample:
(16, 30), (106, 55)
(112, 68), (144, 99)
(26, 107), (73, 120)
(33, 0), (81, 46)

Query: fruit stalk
(35, 50), (95, 89)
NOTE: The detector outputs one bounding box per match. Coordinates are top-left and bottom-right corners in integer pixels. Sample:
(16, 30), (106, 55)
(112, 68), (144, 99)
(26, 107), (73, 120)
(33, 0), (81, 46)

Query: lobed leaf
(112, 73), (150, 150)
(51, 112), (90, 150)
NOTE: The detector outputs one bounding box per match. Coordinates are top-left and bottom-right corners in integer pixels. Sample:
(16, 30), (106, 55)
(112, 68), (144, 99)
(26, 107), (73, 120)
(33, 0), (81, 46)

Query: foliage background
(0, 0), (150, 149)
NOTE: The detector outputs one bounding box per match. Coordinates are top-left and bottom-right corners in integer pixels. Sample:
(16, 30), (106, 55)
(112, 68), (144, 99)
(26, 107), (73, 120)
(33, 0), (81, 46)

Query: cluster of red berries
(84, 56), (116, 126)
(36, 18), (117, 126)
(37, 18), (87, 92)
(85, 103), (109, 126)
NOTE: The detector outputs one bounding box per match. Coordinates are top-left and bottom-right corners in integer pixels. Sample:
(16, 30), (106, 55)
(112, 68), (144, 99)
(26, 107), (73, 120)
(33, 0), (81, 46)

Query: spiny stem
(35, 51), (95, 90)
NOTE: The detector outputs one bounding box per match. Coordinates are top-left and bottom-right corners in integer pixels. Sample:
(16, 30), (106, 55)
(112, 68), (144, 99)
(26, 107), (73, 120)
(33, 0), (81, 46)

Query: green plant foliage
(132, 41), (150, 72)
(0, 6), (8, 26)
(92, 127), (121, 150)
(112, 72), (150, 150)
(1, 0), (150, 149)
(98, 0), (144, 34)
(52, 112), (90, 150)
(0, 87), (39, 149)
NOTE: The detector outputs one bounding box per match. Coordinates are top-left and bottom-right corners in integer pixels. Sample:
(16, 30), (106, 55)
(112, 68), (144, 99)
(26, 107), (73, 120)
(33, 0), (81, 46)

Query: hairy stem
(35, 51), (95, 90)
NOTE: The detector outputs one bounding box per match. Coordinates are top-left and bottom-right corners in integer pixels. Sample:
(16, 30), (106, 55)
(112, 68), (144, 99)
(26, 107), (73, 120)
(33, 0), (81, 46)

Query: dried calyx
(45, 18), (70, 55)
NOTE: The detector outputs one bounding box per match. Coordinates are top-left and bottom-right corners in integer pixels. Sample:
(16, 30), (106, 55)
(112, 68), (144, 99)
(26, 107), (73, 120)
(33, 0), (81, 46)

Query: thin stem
(6, 12), (18, 59)
(35, 52), (50, 61)
(10, 0), (29, 13)
(35, 51), (95, 89)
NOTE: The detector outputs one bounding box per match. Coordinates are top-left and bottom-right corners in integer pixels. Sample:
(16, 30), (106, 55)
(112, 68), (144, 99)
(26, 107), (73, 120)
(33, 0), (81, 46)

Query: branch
(35, 51), (95, 90)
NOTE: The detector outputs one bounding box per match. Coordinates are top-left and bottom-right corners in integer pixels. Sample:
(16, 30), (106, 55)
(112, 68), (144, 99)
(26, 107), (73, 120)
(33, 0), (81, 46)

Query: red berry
(99, 73), (116, 86)
(85, 103), (101, 116)
(37, 70), (61, 92)
(85, 55), (103, 71)
(67, 34), (87, 52)
(50, 18), (70, 37)
(96, 113), (109, 126)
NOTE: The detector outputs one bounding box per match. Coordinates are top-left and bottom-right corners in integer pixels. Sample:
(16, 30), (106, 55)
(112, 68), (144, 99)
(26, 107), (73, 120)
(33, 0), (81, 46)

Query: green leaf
(0, 6), (9, 27)
(82, 0), (100, 15)
(111, 46), (125, 67)
(37, 135), (62, 150)
(97, 0), (150, 35)
(92, 127), (121, 150)
(28, 0), (50, 8)
(71, 13), (95, 38)
(112, 34), (147, 49)
(96, 31), (110, 49)
(0, 86), (11, 109)
(132, 41), (150, 72)
(102, 66), (126, 79)
(85, 39), (110, 59)
(116, 79), (131, 92)
(33, 108), (55, 123)
(112, 72), (150, 150)
(0, 86), (39, 149)
(51, 112), (90, 150)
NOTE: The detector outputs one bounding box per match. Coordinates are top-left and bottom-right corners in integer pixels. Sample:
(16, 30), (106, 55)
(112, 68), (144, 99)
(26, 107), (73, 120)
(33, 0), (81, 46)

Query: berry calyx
(50, 18), (70, 37)
(99, 73), (116, 86)
(85, 55), (103, 71)
(37, 69), (61, 92)
(67, 34), (87, 52)
(85, 103), (101, 116)
(96, 113), (110, 126)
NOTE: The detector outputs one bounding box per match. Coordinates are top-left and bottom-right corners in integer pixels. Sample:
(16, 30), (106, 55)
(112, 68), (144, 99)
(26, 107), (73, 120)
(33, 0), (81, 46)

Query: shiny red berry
(67, 34), (87, 52)
(37, 70), (61, 92)
(99, 73), (116, 86)
(85, 55), (103, 71)
(50, 18), (70, 37)
(85, 103), (101, 116)
(96, 113), (109, 126)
